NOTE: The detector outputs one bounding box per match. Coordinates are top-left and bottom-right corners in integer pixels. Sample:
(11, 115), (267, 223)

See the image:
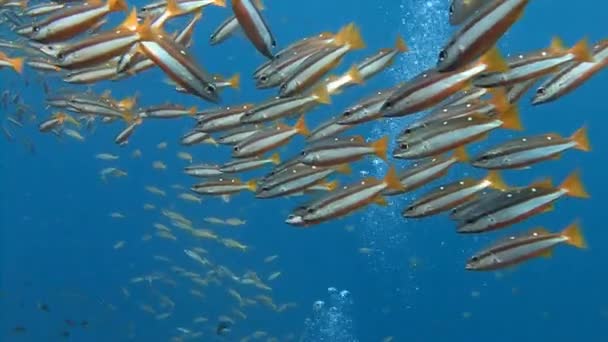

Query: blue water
(1, 0), (607, 341)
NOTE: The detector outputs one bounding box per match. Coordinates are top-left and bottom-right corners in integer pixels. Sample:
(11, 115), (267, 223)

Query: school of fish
(1, 0), (606, 281)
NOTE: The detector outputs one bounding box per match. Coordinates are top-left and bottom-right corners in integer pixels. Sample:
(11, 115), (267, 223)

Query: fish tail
(395, 35), (408, 52)
(562, 221), (587, 249)
(312, 85), (331, 104)
(335, 163), (351, 175)
(488, 88), (511, 114)
(63, 113), (81, 127)
(559, 170), (589, 199)
(485, 171), (508, 191)
(270, 152), (281, 164)
(165, 0), (184, 18)
(479, 46), (508, 73)
(335, 23), (365, 50)
(294, 116), (310, 136)
(10, 57), (23, 74)
(549, 36), (566, 54)
(384, 166), (404, 191)
(213, 0), (226, 7)
(108, 0), (128, 12)
(347, 65), (364, 84)
(228, 73), (240, 90)
(453, 145), (469, 162)
(569, 38), (594, 63)
(188, 106), (197, 115)
(246, 180), (258, 192)
(371, 136), (388, 160)
(119, 9), (139, 30)
(570, 126), (590, 152)
(324, 180), (339, 191)
(498, 103), (523, 131)
(118, 96), (136, 110)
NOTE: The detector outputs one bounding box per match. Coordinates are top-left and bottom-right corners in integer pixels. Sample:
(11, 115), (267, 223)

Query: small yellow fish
(177, 151), (193, 163)
(153, 160), (167, 170)
(178, 193), (202, 203)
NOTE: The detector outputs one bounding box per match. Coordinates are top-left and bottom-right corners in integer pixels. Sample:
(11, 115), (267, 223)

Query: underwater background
(1, 0), (607, 341)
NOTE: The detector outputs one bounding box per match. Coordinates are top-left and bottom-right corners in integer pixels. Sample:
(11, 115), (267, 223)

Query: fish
(382, 48), (507, 117)
(138, 104), (197, 119)
(505, 77), (538, 103)
(180, 129), (214, 146)
(114, 117), (143, 145)
(232, 0), (275, 58)
(384, 146), (469, 196)
(25, 2), (67, 17)
(352, 35), (407, 80)
(307, 115), (355, 143)
(532, 39), (608, 105)
(299, 136), (388, 167)
(471, 126), (590, 169)
(256, 163), (349, 199)
(466, 222), (586, 271)
(473, 38), (594, 88)
(136, 22), (219, 102)
(279, 24), (365, 97)
(28, 0), (128, 43)
(220, 153), (281, 173)
(217, 124), (263, 145)
(210, 15), (239, 45)
(456, 171), (589, 233)
(393, 105), (521, 159)
(232, 116), (309, 158)
(240, 86), (330, 124)
(437, 0), (530, 71)
(196, 104), (254, 133)
(39, 112), (79, 132)
(402, 171), (507, 218)
(184, 164), (223, 178)
(191, 176), (257, 195)
(285, 167), (403, 226)
(337, 88), (393, 125)
(449, 0), (488, 25)
(39, 9), (141, 70)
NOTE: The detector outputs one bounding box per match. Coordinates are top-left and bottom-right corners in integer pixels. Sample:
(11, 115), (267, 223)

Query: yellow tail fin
(294, 116), (310, 136)
(395, 35), (408, 52)
(549, 36), (566, 54)
(347, 65), (364, 84)
(119, 9), (138, 31)
(559, 171), (589, 199)
(313, 85), (331, 104)
(371, 136), (388, 160)
(247, 180), (258, 192)
(108, 0), (128, 12)
(453, 145), (469, 162)
(498, 104), (523, 131)
(335, 23), (365, 50)
(213, 0), (226, 7)
(562, 221), (587, 249)
(335, 163), (351, 175)
(270, 152), (281, 164)
(11, 57), (23, 74)
(188, 106), (197, 115)
(324, 180), (339, 191)
(485, 171), (508, 191)
(479, 47), (508, 73)
(229, 73), (240, 90)
(570, 126), (590, 152)
(384, 166), (404, 192)
(569, 38), (594, 63)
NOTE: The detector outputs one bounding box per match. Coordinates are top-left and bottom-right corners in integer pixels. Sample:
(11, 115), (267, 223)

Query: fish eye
(343, 110), (351, 117)
(536, 87), (546, 96)
(400, 143), (409, 150)
(306, 208), (315, 214)
(383, 101), (392, 110)
(260, 75), (268, 82)
(233, 146), (239, 152)
(438, 50), (448, 62)
(404, 128), (411, 134)
(206, 85), (216, 94)
(300, 150), (307, 156)
(480, 155), (489, 161)
(261, 186), (270, 192)
(406, 205), (414, 212)
(470, 256), (479, 262)
(56, 52), (64, 59)
(449, 3), (454, 15)
(465, 218), (475, 224)
(33, 25), (40, 32)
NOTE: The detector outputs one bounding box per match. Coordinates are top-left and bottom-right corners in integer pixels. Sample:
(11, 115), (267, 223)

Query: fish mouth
(285, 215), (304, 225)
(465, 263), (474, 270)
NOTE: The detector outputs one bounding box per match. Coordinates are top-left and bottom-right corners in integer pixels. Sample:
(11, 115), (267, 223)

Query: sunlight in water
(300, 287), (357, 342)
(359, 0), (451, 272)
